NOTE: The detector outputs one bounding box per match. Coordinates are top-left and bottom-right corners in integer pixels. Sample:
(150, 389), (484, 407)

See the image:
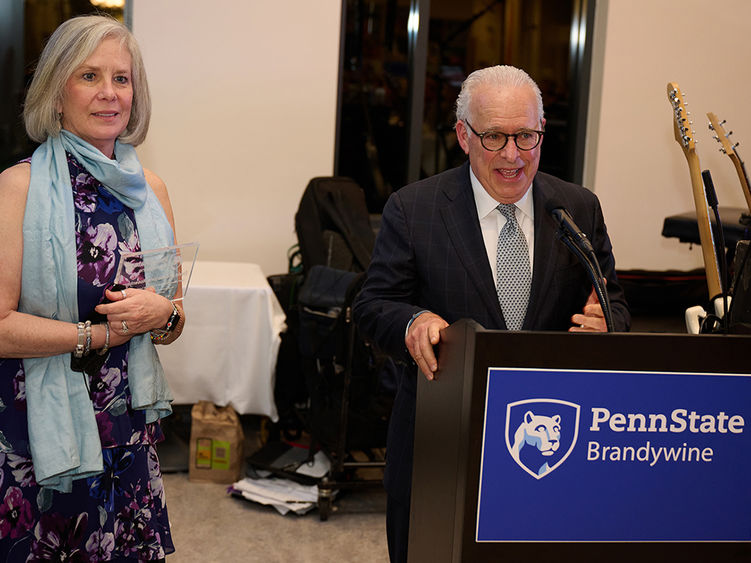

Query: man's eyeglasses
(464, 120), (544, 152)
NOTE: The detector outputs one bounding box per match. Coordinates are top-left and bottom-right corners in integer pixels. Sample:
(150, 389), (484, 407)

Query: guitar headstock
(667, 82), (695, 155)
(707, 112), (739, 156)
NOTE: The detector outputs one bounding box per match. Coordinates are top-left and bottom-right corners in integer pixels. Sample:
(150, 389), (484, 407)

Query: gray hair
(455, 65), (544, 127)
(24, 14), (151, 146)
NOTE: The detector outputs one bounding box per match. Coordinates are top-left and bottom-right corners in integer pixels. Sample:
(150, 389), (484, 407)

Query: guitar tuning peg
(720, 119), (727, 126)
(733, 141), (740, 149)
(728, 130), (734, 137)
(720, 148), (727, 154)
(708, 123), (715, 131)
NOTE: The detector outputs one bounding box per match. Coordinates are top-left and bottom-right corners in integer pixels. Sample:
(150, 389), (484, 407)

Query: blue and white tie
(496, 203), (531, 330)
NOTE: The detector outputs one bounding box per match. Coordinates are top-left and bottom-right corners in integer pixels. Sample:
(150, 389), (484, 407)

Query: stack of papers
(233, 448), (334, 515)
(294, 449), (331, 479)
(230, 476), (330, 516)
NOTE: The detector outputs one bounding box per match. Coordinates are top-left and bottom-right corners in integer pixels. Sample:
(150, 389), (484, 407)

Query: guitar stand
(685, 296), (732, 334)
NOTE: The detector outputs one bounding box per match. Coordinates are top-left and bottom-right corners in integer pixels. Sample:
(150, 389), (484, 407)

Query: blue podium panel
(476, 368), (751, 542)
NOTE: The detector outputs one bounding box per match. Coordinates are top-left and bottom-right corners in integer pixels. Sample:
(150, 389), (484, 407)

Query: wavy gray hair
(24, 14), (151, 146)
(455, 65), (544, 127)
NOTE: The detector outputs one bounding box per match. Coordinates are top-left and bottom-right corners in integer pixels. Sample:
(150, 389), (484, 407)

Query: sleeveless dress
(0, 154), (175, 561)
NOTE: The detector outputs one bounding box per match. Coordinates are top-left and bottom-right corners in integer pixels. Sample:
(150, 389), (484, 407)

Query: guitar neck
(731, 153), (751, 212)
(672, 92), (724, 300)
(685, 152), (724, 299)
(706, 111), (751, 213)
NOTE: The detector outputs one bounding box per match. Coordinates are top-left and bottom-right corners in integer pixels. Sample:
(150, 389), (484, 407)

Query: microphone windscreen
(544, 199), (565, 214)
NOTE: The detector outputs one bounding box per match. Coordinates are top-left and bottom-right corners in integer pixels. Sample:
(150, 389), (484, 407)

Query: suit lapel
(438, 163), (506, 328)
(525, 175), (564, 329)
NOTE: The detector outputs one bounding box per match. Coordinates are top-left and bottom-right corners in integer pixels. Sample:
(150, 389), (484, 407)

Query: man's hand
(405, 312), (450, 380)
(569, 285), (607, 332)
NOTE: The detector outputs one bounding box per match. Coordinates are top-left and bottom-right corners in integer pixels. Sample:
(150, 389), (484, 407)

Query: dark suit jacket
(352, 162), (630, 501)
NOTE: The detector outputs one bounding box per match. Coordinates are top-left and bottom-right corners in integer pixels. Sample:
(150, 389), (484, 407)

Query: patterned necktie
(496, 203), (531, 330)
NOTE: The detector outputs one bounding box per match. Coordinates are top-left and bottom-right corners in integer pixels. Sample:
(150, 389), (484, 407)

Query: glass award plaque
(113, 242), (199, 302)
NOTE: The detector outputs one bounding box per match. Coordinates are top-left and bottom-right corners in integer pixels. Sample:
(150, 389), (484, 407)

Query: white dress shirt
(469, 167), (535, 288)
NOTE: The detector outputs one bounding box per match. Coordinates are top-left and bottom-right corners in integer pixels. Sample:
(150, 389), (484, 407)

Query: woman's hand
(95, 287), (173, 339)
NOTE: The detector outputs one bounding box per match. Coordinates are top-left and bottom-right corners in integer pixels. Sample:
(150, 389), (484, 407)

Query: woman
(0, 15), (182, 561)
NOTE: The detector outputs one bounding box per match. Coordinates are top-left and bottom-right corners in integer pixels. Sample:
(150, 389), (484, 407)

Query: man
(352, 65), (630, 562)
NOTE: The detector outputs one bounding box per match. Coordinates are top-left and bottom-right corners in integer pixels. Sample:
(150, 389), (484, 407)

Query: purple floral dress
(0, 154), (174, 562)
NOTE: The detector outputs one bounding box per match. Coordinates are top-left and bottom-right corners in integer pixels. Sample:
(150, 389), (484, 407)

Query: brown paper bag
(188, 401), (244, 483)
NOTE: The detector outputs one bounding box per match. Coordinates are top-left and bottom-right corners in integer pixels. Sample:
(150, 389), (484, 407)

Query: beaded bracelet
(83, 320), (92, 356)
(97, 321), (110, 356)
(151, 303), (184, 344)
(150, 330), (169, 344)
(164, 302), (180, 332)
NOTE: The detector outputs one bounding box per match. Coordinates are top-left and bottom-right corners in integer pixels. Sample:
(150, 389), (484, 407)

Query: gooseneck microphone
(548, 206), (596, 255)
(545, 200), (615, 332)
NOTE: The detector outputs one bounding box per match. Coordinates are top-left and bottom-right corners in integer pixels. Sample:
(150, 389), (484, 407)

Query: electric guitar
(706, 112), (751, 213)
(667, 82), (723, 299)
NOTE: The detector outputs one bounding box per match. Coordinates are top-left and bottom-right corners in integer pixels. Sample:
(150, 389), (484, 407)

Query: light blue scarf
(21, 130), (174, 492)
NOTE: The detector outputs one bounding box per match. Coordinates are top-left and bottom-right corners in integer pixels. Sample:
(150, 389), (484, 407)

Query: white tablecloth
(156, 261), (285, 420)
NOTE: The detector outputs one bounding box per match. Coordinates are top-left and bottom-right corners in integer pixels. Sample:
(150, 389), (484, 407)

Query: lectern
(409, 320), (751, 562)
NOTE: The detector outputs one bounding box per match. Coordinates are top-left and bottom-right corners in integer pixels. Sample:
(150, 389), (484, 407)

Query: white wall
(131, 0), (342, 276)
(131, 0), (750, 276)
(587, 0), (751, 271)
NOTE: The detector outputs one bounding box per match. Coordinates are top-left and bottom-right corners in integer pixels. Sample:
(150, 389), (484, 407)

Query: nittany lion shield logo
(505, 399), (580, 479)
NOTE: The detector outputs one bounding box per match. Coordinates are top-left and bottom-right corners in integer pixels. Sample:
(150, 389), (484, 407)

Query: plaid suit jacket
(353, 161), (630, 500)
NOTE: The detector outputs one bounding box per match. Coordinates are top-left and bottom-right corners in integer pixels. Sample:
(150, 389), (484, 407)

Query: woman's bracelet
(150, 329), (169, 344)
(74, 322), (86, 358)
(97, 321), (110, 356)
(150, 302), (184, 345)
(74, 320), (94, 358)
(83, 320), (92, 356)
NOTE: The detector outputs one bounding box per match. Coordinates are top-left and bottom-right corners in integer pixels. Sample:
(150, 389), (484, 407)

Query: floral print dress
(0, 154), (174, 562)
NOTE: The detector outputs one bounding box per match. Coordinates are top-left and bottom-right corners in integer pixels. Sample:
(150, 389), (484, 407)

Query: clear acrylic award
(113, 242), (199, 302)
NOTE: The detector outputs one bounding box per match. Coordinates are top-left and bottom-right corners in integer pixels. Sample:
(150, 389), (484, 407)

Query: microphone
(545, 200), (614, 332)
(546, 203), (595, 255)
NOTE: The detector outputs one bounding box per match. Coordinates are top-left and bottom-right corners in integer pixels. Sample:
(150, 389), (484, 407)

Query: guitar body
(667, 83), (723, 300)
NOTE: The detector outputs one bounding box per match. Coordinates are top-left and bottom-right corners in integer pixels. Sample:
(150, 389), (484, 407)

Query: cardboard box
(188, 401), (244, 483)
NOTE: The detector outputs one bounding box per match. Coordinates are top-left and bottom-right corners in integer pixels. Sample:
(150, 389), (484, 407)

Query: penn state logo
(505, 399), (580, 479)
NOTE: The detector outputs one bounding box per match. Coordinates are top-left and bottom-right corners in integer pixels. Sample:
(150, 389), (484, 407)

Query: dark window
(335, 0), (594, 212)
(0, 0), (126, 170)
